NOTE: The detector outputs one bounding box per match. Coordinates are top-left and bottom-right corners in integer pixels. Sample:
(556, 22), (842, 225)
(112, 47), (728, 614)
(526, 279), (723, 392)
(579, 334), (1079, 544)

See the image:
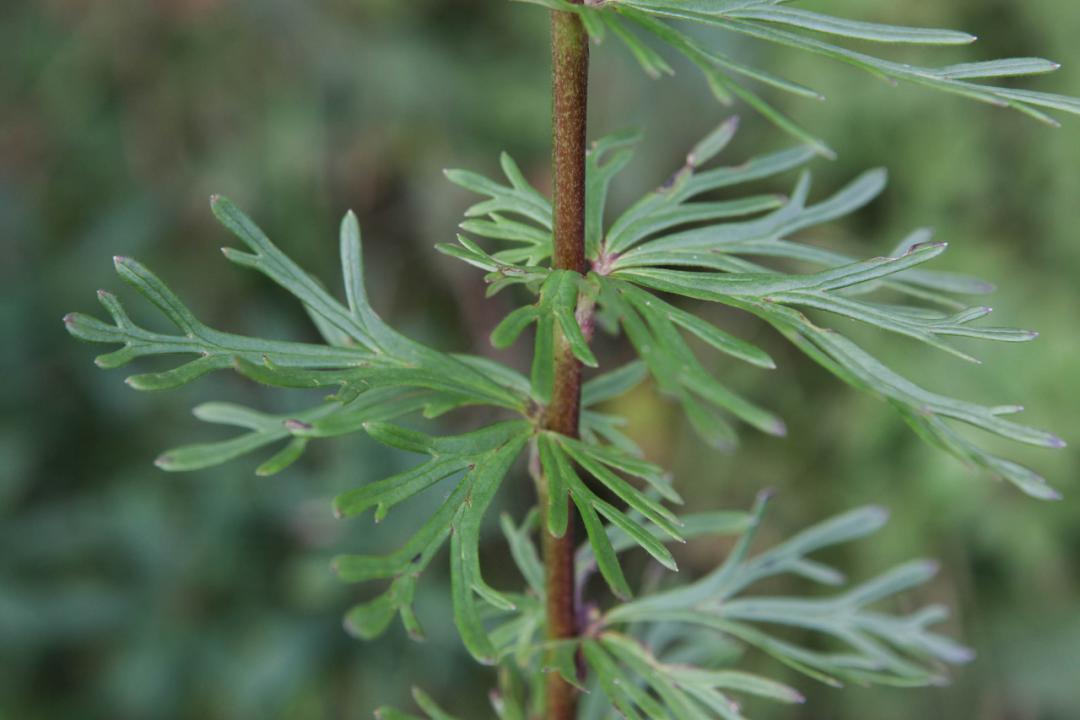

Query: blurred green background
(2, 1), (1077, 718)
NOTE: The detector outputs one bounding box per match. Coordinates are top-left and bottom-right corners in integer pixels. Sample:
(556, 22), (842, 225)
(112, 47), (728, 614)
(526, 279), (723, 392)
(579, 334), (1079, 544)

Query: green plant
(65, 2), (1074, 718)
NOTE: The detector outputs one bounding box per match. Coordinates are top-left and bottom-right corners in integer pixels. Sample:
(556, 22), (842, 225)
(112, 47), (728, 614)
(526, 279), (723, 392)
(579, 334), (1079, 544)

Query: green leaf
(537, 433), (572, 538)
(559, 434), (682, 504)
(725, 7), (975, 46)
(500, 511), (545, 595)
(588, 126), (1061, 493)
(411, 688), (462, 720)
(687, 115), (740, 168)
(602, 129), (1056, 493)
(598, 1), (1079, 132)
(550, 272), (599, 368)
(445, 159), (552, 229)
(582, 360), (649, 407)
(68, 203), (530, 416)
(153, 398), (361, 473)
(936, 58), (1062, 80)
(436, 235), (550, 289)
(603, 11), (675, 80)
(612, 194), (788, 258)
(586, 131), (642, 259)
(763, 307), (1064, 498)
(333, 421), (530, 651)
(583, 639), (666, 720)
(489, 270), (597, 402)
(600, 277), (787, 440)
(539, 431), (684, 591)
(601, 497), (971, 692)
(608, 490), (772, 622)
(594, 499), (679, 571)
(603, 138), (819, 259)
(450, 527), (498, 663)
(575, 509), (750, 589)
(373, 687), (464, 720)
(213, 196), (378, 349)
(574, 488), (633, 600)
(581, 410), (645, 458)
(641, 290), (776, 370)
(255, 437), (308, 477)
(598, 633), (713, 719)
(64, 261), (376, 385)
(333, 454), (469, 522)
(680, 668), (805, 705)
(345, 576), (417, 640)
(543, 640), (587, 692)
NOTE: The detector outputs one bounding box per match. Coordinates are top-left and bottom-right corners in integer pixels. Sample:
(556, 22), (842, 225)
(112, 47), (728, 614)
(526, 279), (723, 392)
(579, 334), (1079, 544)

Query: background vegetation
(2, 1), (1076, 718)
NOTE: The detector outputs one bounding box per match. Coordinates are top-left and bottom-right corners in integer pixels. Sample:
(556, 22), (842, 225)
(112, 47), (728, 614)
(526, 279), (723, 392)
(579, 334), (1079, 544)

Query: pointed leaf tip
(209, 194), (233, 211)
(954, 647), (977, 664)
(285, 419), (313, 431)
(911, 241), (947, 252)
(814, 142), (838, 161)
(866, 505), (891, 523)
(341, 209), (360, 232)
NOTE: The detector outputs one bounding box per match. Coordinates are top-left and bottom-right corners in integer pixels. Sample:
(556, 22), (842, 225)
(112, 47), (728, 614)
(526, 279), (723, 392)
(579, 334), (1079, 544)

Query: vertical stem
(551, 7), (589, 277)
(545, 5), (588, 720)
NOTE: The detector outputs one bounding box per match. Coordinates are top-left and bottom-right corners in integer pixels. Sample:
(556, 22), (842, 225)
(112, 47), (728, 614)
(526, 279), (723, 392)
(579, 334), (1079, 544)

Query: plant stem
(545, 5), (589, 720)
(550, 8), (589, 277)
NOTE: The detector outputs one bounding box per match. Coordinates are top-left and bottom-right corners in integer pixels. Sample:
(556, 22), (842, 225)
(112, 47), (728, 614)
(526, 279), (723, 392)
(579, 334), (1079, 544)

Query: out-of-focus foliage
(2, 1), (1077, 719)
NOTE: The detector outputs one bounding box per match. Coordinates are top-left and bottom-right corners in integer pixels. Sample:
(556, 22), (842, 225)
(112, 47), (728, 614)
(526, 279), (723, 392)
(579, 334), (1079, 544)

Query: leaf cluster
(519, 0), (1080, 155)
(65, 199), (530, 476)
(64, 3), (1074, 713)
(384, 497), (970, 719)
(67, 111), (1065, 715)
(448, 120), (1064, 499)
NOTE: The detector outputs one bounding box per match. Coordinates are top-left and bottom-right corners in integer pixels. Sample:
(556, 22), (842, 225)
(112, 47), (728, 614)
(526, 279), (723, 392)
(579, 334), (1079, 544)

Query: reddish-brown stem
(550, 8), (589, 277)
(544, 5), (589, 720)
